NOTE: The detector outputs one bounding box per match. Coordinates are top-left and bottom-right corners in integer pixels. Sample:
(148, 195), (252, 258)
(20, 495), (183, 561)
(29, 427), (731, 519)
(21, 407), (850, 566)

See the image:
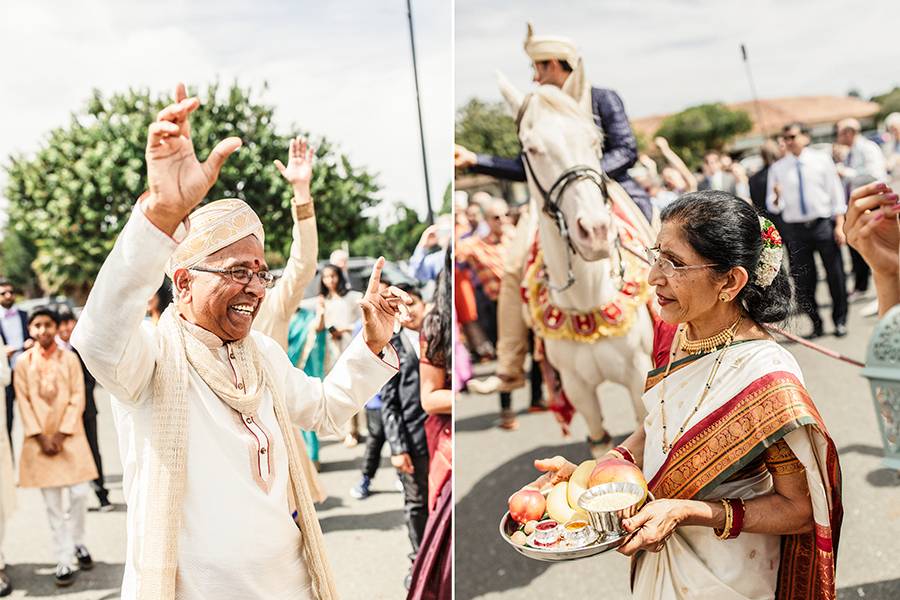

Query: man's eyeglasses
(644, 247), (719, 277)
(189, 266), (277, 289)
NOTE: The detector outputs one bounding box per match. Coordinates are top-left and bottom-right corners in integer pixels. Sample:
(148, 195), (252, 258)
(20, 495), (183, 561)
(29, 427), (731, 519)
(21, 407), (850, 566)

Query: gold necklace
(659, 316), (743, 453)
(680, 315), (743, 355)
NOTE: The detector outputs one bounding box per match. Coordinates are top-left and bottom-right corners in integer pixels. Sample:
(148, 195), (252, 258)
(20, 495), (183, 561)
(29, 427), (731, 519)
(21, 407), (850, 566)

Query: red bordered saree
(633, 329), (842, 600)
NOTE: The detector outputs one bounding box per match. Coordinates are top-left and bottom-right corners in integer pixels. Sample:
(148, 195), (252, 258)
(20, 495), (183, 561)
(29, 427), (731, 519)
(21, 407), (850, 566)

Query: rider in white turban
(523, 22), (591, 117)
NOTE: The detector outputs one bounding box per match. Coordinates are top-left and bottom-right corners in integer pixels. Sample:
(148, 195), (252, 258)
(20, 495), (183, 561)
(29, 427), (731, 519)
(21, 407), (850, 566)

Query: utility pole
(406, 0), (434, 224)
(740, 43), (768, 139)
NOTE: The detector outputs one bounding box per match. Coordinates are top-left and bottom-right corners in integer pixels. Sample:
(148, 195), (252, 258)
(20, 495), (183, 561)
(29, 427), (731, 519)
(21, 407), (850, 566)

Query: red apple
(587, 457), (648, 503)
(508, 489), (546, 524)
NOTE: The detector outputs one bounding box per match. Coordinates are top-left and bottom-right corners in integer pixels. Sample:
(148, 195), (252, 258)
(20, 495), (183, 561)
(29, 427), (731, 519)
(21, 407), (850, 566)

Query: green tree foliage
(0, 227), (39, 295)
(3, 82), (380, 298)
(872, 87), (900, 122)
(655, 103), (753, 169)
(455, 99), (520, 157)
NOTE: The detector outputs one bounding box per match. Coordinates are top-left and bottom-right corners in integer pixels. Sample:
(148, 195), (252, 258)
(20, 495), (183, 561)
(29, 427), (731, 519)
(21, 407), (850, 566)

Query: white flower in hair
(755, 216), (783, 288)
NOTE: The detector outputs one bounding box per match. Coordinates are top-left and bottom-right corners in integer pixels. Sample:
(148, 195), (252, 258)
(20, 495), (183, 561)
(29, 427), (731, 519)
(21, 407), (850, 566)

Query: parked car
(299, 257), (419, 299)
(16, 295), (79, 317)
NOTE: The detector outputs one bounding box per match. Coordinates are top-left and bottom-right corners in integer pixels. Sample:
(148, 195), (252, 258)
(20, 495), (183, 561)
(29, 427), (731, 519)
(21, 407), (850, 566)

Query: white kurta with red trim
(72, 202), (399, 600)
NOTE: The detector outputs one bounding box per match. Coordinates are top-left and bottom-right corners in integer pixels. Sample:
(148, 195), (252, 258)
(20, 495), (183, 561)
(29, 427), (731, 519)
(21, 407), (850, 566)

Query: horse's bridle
(516, 92), (625, 293)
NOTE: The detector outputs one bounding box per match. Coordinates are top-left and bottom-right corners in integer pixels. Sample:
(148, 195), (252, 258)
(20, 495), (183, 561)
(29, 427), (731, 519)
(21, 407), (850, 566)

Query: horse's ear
(497, 71), (524, 116)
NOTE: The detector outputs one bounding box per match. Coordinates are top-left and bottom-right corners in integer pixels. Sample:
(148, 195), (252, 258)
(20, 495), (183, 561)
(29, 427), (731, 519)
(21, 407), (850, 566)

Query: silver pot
(576, 482), (646, 537)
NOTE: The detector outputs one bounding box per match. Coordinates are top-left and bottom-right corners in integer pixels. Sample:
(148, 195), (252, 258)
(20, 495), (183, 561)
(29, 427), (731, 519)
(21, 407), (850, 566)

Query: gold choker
(680, 316), (743, 355)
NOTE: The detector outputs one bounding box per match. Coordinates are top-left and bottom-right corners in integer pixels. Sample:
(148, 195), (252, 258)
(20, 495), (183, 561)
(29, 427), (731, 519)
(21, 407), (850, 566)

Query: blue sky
(455, 0), (899, 118)
(0, 0), (452, 226)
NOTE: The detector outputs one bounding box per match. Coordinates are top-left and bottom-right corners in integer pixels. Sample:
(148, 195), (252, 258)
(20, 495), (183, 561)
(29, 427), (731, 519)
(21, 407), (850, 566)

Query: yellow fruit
(524, 520), (539, 535)
(546, 481), (589, 523)
(510, 530), (527, 546)
(567, 459), (596, 508)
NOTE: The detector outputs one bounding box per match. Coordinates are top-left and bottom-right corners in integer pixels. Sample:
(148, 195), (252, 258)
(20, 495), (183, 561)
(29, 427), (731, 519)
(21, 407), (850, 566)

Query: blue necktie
(796, 160), (808, 216)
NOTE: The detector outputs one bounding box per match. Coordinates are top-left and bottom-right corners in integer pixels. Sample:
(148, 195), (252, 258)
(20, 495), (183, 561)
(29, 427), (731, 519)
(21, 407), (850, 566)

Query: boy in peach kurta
(15, 307), (97, 587)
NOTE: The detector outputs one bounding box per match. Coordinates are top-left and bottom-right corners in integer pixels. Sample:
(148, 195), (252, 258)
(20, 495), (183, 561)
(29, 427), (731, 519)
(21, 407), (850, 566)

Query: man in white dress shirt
(835, 118), (888, 303)
(766, 122), (848, 338)
(836, 118), (888, 184)
(72, 83), (412, 600)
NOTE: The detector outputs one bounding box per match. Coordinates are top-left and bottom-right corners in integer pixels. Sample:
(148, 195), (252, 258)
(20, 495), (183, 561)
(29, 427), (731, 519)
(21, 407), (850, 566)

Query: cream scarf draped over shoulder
(138, 306), (338, 599)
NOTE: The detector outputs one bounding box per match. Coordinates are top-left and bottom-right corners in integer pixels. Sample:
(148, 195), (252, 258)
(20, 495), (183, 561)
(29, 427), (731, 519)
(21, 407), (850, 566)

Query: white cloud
(0, 0), (451, 231)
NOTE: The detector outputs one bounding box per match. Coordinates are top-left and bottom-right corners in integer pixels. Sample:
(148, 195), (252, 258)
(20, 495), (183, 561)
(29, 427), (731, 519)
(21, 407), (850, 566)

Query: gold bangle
(293, 202), (315, 221)
(715, 499), (733, 540)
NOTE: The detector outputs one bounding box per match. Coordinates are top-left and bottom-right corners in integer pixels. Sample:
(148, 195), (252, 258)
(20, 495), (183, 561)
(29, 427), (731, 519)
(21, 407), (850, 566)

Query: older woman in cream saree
(626, 321), (842, 600)
(531, 192), (842, 600)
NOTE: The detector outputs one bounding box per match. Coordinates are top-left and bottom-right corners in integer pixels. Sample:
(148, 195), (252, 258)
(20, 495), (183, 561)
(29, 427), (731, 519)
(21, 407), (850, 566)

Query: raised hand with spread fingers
(144, 82), (243, 235)
(274, 136), (315, 203)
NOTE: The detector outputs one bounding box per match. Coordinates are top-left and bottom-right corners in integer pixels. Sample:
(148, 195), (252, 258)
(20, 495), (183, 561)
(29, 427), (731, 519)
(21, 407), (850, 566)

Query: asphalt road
(456, 287), (899, 599)
(4, 390), (412, 599)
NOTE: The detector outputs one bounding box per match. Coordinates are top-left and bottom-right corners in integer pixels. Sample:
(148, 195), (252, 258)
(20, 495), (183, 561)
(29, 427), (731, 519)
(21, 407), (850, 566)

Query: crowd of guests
(284, 238), (450, 596)
(630, 115), (899, 338)
(1, 241), (452, 598)
(457, 113), (900, 436)
(0, 280), (110, 592)
(1, 214), (451, 599)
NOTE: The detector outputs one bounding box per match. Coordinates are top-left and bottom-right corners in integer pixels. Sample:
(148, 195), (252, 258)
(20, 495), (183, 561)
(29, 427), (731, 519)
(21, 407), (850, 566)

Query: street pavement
(456, 287), (899, 599)
(4, 391), (412, 599)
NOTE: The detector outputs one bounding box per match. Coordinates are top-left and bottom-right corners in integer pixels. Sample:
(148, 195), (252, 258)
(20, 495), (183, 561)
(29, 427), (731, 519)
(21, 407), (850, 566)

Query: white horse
(500, 79), (656, 456)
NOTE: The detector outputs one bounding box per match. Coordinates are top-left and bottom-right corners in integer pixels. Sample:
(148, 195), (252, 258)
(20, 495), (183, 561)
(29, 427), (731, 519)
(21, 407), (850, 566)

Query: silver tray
(498, 511), (627, 562)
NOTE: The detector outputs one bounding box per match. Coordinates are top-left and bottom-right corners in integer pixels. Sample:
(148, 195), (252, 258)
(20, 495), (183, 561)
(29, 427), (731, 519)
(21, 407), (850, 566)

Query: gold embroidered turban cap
(165, 198), (265, 278)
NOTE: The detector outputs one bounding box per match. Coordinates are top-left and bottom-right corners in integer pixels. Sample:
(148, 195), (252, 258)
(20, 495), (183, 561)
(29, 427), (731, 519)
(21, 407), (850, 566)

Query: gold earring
(719, 292), (730, 302)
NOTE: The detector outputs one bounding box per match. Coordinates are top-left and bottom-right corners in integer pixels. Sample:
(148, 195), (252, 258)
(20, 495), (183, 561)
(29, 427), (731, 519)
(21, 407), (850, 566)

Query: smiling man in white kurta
(72, 83), (410, 600)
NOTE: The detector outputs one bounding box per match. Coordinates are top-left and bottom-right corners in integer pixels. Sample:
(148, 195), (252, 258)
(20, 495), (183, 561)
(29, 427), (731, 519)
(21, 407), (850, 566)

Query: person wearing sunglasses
(766, 122), (849, 338)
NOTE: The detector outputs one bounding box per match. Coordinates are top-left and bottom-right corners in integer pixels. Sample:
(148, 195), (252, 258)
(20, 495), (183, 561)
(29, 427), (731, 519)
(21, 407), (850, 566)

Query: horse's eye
(524, 144), (544, 156)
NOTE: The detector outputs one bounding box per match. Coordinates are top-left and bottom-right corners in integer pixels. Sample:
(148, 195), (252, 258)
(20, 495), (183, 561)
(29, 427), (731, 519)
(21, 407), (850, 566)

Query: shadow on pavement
(5, 561), (123, 597)
(866, 468), (900, 487)
(315, 496), (346, 511)
(455, 440), (595, 600)
(455, 412), (502, 434)
(838, 577), (900, 599)
(838, 443), (886, 457)
(87, 502), (127, 513)
(319, 455), (393, 474)
(319, 508), (405, 534)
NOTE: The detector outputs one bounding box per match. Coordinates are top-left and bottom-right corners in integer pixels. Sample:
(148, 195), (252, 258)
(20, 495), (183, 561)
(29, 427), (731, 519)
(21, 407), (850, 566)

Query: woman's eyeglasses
(644, 247), (719, 277)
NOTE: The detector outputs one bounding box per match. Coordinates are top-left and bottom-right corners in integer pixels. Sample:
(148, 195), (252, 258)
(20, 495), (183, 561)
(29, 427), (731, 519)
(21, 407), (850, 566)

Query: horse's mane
(524, 84), (604, 147)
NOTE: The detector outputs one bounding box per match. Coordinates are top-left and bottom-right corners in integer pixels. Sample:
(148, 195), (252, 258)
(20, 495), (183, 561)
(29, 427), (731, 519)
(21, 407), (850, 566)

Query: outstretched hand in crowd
(845, 182), (900, 277)
(845, 181), (900, 315)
